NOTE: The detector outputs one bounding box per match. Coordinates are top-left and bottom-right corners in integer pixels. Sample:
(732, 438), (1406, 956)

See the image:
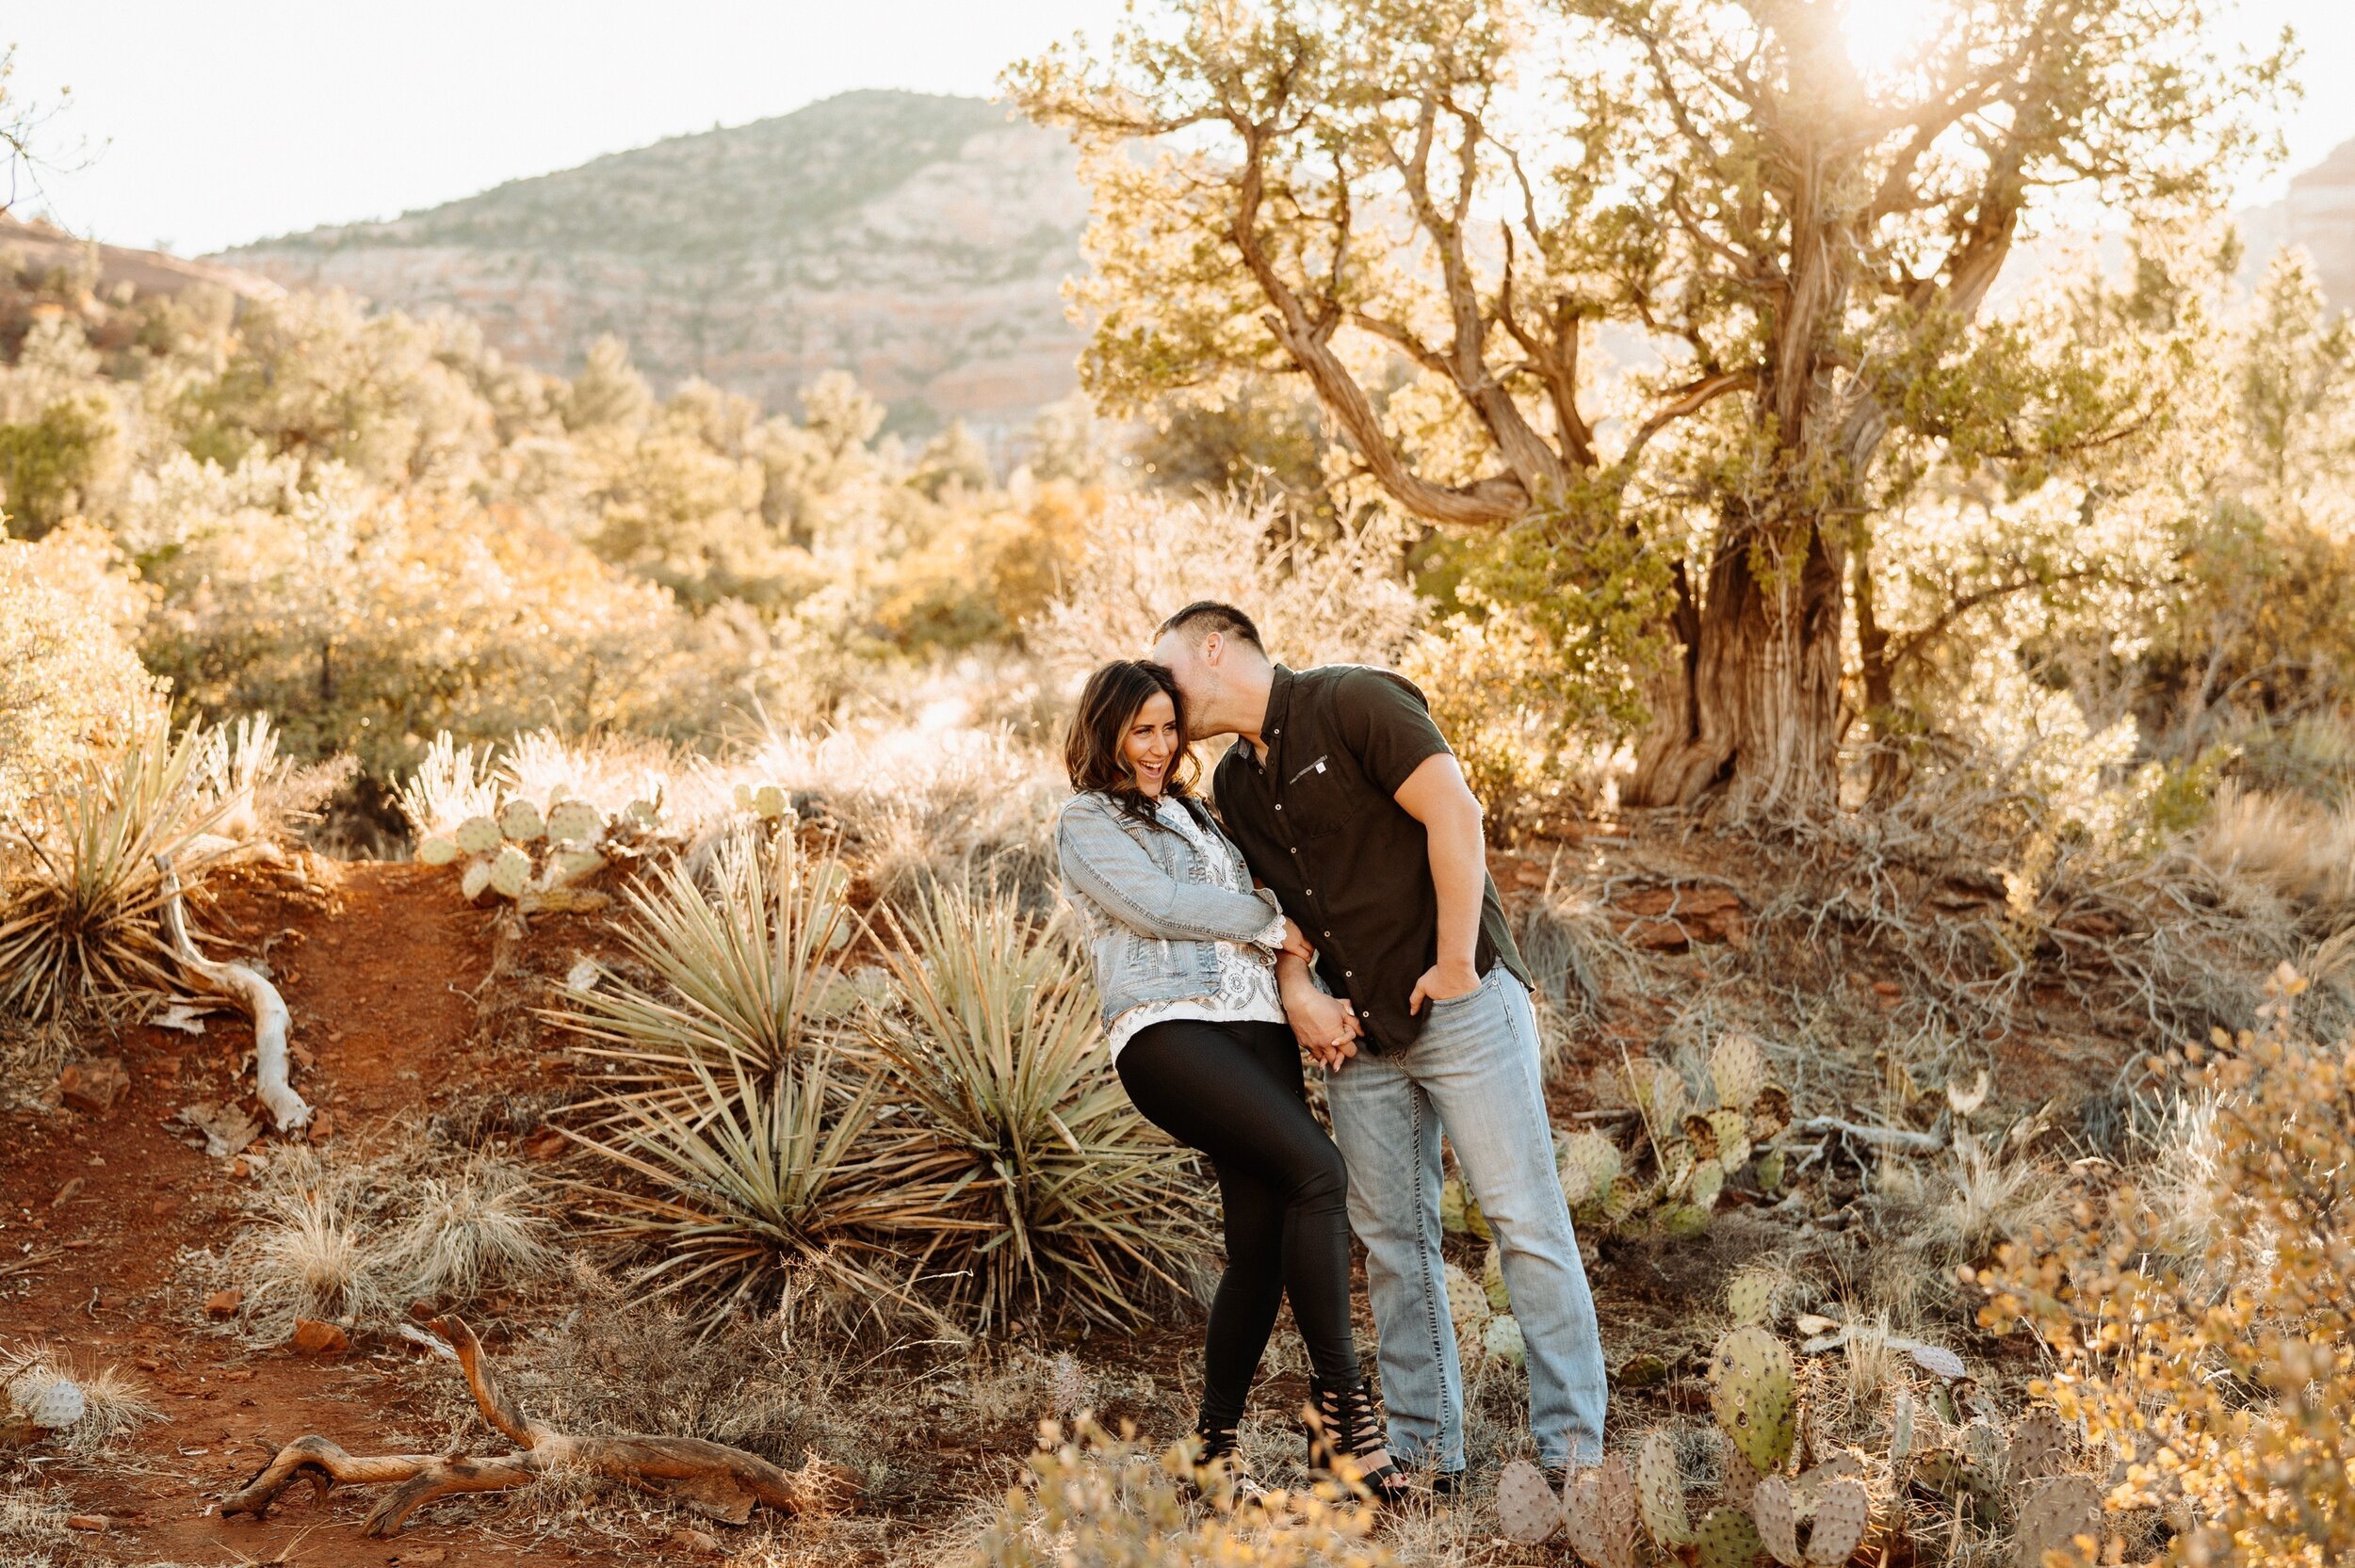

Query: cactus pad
(1483, 1244), (1512, 1312)
(1749, 1084), (1793, 1140)
(1960, 1416), (2005, 1492)
(498, 799), (545, 842)
(1601, 1177), (1648, 1225)
(460, 859), (495, 901)
(1708, 1325), (1797, 1474)
(1805, 1478), (1868, 1566)
(1440, 1176), (1470, 1234)
(1727, 1269), (1775, 1328)
(1662, 1202), (1713, 1239)
(1721, 1446), (1762, 1510)
(1684, 1110), (1722, 1159)
(2007, 1408), (2067, 1481)
(1908, 1342), (1966, 1381)
(1558, 1131), (1622, 1205)
(1691, 1157), (1726, 1214)
(1444, 1261), (1490, 1338)
(1498, 1459), (1566, 1544)
(1636, 1430), (1693, 1546)
(1709, 1109), (1752, 1170)
(2012, 1475), (2101, 1568)
(544, 848), (606, 887)
(1697, 1506), (1765, 1568)
(1889, 1390), (1914, 1464)
(1712, 1031), (1767, 1109)
(1571, 1457), (1640, 1568)
(1751, 1476), (1800, 1566)
(489, 845), (531, 899)
(1483, 1313), (1526, 1367)
(625, 798), (660, 825)
(1755, 1149), (1786, 1192)
(454, 814), (502, 855)
(1632, 1059), (1688, 1127)
(545, 799), (603, 843)
(416, 835), (460, 866)
(12, 1376), (84, 1429)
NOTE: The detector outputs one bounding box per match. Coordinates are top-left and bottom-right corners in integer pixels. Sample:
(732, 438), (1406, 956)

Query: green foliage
(0, 393), (113, 537)
(861, 883), (1217, 1334)
(0, 520), (164, 819)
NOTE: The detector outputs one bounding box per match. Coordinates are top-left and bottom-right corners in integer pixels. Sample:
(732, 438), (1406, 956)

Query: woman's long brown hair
(1064, 660), (1204, 830)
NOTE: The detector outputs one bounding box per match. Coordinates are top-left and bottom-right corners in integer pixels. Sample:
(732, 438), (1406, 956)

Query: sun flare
(1842, 0), (1953, 78)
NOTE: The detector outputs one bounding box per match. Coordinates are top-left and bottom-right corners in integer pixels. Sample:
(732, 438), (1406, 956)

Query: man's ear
(1201, 631), (1223, 667)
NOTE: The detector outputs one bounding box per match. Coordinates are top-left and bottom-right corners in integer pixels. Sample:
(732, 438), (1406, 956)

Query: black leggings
(1115, 1017), (1360, 1427)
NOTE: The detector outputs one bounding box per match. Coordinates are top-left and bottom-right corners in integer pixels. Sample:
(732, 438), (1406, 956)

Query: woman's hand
(1278, 917), (1318, 963)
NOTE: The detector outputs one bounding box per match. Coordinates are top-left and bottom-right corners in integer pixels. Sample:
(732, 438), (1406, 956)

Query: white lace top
(1105, 796), (1291, 1059)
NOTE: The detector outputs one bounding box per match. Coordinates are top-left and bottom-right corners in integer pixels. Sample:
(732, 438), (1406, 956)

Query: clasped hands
(1276, 917), (1484, 1073)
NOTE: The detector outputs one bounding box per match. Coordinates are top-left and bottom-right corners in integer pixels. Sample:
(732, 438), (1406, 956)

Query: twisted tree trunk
(221, 1317), (858, 1539)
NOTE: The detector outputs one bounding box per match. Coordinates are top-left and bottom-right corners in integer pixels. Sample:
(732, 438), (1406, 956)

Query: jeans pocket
(1426, 967), (1496, 1015)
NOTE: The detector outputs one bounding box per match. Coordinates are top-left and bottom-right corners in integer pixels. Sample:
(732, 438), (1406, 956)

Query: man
(1149, 601), (1608, 1486)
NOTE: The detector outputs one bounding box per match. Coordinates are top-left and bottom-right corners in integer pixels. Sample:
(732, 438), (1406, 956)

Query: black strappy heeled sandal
(1304, 1375), (1415, 1504)
(1188, 1415), (1268, 1504)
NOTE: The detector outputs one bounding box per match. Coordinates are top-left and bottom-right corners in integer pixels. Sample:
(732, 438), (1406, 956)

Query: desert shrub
(0, 716), (242, 1019)
(980, 1417), (1387, 1568)
(1027, 489), (1424, 678)
(860, 883), (1216, 1334)
(566, 1048), (930, 1334)
(549, 825), (861, 1087)
(0, 1342), (161, 1460)
(1980, 965), (2355, 1565)
(206, 1143), (561, 1341)
(0, 518), (164, 820)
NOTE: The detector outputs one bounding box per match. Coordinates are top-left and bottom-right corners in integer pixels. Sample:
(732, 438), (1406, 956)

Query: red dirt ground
(0, 858), (607, 1567)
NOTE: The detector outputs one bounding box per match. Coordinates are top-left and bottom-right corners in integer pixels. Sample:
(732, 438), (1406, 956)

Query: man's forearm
(1428, 795), (1486, 970)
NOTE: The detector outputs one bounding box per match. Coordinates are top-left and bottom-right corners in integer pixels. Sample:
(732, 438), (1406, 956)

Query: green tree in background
(1013, 0), (2287, 809)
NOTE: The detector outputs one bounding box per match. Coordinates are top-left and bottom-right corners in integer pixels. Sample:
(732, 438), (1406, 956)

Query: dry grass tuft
(374, 1151), (560, 1306)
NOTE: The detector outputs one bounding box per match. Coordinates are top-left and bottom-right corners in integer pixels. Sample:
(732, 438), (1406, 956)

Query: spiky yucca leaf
(860, 883), (1216, 1334)
(543, 825), (858, 1094)
(0, 719), (238, 1019)
(565, 1047), (925, 1334)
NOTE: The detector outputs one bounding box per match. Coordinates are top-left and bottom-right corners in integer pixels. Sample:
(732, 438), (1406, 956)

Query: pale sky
(7, 1), (2351, 259)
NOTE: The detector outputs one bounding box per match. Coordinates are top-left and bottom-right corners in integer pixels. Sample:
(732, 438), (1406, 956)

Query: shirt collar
(1259, 665), (1297, 761)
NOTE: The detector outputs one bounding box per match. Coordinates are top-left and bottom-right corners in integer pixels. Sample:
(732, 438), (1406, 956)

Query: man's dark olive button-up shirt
(1211, 664), (1530, 1057)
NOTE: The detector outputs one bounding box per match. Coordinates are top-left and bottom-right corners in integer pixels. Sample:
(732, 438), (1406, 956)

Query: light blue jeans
(1325, 963), (1608, 1471)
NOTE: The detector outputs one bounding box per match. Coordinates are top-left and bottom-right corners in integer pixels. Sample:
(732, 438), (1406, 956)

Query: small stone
(65, 1514), (108, 1532)
(57, 1058), (131, 1114)
(306, 1112), (333, 1145)
(49, 1177), (84, 1209)
(290, 1317), (349, 1355)
(1873, 979), (1902, 997)
(665, 1528), (724, 1556)
(395, 1550), (447, 1565)
(203, 1288), (244, 1317)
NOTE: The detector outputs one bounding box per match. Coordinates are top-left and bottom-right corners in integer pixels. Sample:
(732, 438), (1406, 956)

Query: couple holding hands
(1054, 601), (1608, 1502)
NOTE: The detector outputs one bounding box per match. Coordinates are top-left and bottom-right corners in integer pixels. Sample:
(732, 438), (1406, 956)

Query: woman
(1055, 658), (1407, 1501)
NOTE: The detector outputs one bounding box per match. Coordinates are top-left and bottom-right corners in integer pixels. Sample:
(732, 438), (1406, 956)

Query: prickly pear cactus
(1711, 1030), (1766, 1109)
(1558, 1130), (1622, 1206)
(1483, 1244), (1512, 1313)
(2007, 1408), (2067, 1482)
(1804, 1477), (1869, 1566)
(1690, 1157), (1726, 1213)
(1444, 1261), (1490, 1341)
(460, 858), (495, 901)
(1727, 1269), (1775, 1328)
(1635, 1431), (1693, 1547)
(545, 799), (603, 844)
(1632, 1059), (1689, 1129)
(2012, 1475), (2101, 1568)
(1697, 1505), (1765, 1568)
(1889, 1390), (1915, 1464)
(1660, 1202), (1713, 1239)
(1707, 1109), (1752, 1170)
(1721, 1446), (1762, 1511)
(1497, 1459), (1566, 1544)
(1751, 1475), (1801, 1567)
(1483, 1313), (1527, 1368)
(497, 798), (545, 842)
(1441, 1175), (1492, 1239)
(416, 834), (461, 866)
(488, 844), (531, 899)
(454, 814), (502, 855)
(9, 1374), (84, 1430)
(1709, 1326), (1798, 1475)
(1960, 1416), (2006, 1495)
(1570, 1456), (1640, 1568)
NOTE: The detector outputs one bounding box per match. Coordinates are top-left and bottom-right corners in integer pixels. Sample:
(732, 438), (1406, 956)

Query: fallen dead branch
(154, 853), (310, 1131)
(219, 1316), (857, 1538)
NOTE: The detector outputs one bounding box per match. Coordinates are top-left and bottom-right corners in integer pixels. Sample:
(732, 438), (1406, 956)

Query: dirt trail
(0, 859), (595, 1567)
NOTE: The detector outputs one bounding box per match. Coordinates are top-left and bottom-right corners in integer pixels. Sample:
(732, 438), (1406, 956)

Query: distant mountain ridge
(2239, 137), (2355, 308)
(213, 91), (1088, 436)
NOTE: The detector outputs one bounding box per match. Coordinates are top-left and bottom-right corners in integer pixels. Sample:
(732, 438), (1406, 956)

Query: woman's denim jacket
(1054, 790), (1287, 1028)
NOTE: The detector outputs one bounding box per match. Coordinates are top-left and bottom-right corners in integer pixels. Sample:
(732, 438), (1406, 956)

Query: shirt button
(1345, 970), (1354, 978)
(1274, 803), (1282, 812)
(1324, 930), (1332, 937)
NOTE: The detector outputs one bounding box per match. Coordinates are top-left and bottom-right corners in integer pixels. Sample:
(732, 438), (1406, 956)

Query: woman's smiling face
(1123, 690), (1181, 797)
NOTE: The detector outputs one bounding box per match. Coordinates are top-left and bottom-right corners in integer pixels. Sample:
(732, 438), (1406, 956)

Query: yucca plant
(564, 1047), (928, 1334)
(545, 824), (860, 1108)
(0, 719), (239, 1019)
(859, 882), (1216, 1334)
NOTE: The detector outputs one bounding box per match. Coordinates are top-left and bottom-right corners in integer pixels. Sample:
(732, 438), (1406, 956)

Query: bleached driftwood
(154, 853), (311, 1131)
(221, 1316), (859, 1537)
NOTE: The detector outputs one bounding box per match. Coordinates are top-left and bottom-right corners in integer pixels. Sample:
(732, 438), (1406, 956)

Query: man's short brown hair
(1156, 600), (1265, 652)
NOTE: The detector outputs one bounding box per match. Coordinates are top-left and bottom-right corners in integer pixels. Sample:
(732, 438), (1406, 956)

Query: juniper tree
(1012, 0), (2288, 808)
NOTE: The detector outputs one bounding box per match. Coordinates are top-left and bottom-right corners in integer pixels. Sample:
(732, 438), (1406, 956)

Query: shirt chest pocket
(1282, 750), (1360, 840)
